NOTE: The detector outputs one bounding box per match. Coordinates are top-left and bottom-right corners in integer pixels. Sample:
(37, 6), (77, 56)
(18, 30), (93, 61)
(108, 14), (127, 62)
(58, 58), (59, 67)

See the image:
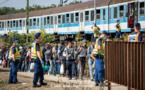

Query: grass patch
(0, 80), (7, 84)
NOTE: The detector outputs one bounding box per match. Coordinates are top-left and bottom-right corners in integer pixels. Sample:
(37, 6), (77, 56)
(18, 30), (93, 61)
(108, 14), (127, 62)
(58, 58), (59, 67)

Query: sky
(0, 0), (91, 9)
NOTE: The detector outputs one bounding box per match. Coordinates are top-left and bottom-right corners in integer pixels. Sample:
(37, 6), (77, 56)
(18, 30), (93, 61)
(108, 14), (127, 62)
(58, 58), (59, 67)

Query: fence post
(108, 81), (111, 90)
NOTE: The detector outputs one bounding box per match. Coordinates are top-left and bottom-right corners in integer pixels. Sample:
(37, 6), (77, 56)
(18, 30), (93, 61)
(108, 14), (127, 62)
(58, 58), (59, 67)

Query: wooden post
(108, 81), (111, 90)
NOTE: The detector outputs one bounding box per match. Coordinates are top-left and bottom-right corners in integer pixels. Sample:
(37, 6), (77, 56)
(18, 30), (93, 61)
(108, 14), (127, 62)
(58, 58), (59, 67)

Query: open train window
(47, 16), (50, 25)
(66, 14), (69, 24)
(120, 5), (124, 18)
(71, 13), (74, 23)
(19, 20), (22, 27)
(37, 18), (39, 26)
(97, 9), (100, 21)
(16, 20), (18, 27)
(140, 2), (144, 16)
(58, 15), (61, 25)
(85, 11), (89, 22)
(33, 18), (36, 26)
(30, 19), (32, 26)
(114, 7), (118, 19)
(103, 9), (106, 20)
(75, 13), (79, 23)
(91, 10), (94, 21)
(51, 16), (53, 25)
(13, 21), (15, 27)
(62, 15), (65, 24)
(7, 21), (9, 28)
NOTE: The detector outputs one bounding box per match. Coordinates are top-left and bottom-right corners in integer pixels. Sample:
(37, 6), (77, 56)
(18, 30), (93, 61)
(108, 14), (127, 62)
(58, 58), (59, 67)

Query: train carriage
(0, 0), (145, 40)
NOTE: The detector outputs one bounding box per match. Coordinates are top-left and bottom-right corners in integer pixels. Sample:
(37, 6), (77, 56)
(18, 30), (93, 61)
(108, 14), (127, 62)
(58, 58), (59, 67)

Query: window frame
(13, 20), (15, 27)
(125, 5), (128, 17)
(37, 18), (39, 26)
(7, 21), (9, 28)
(103, 8), (106, 20)
(44, 17), (46, 26)
(114, 7), (118, 19)
(140, 2), (145, 17)
(62, 14), (65, 24)
(71, 13), (74, 23)
(10, 21), (12, 28)
(91, 10), (94, 21)
(58, 15), (61, 25)
(51, 16), (53, 25)
(85, 11), (89, 22)
(33, 18), (36, 27)
(75, 12), (79, 23)
(19, 20), (22, 27)
(96, 9), (100, 21)
(47, 16), (50, 25)
(119, 5), (124, 18)
(30, 19), (32, 27)
(66, 14), (69, 24)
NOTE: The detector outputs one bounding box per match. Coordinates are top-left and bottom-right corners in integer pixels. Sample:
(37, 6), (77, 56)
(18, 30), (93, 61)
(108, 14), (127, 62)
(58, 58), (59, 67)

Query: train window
(37, 18), (39, 26)
(119, 5), (124, 18)
(44, 17), (46, 26)
(110, 8), (111, 19)
(58, 15), (61, 25)
(10, 21), (12, 28)
(23, 20), (25, 27)
(51, 16), (53, 25)
(71, 13), (74, 23)
(85, 11), (89, 22)
(91, 10), (94, 21)
(33, 18), (36, 26)
(75, 12), (79, 23)
(66, 14), (69, 24)
(30, 19), (32, 26)
(62, 15), (65, 24)
(19, 20), (22, 27)
(140, 2), (144, 16)
(96, 9), (100, 21)
(125, 5), (128, 17)
(13, 21), (15, 27)
(7, 21), (9, 28)
(47, 16), (50, 25)
(16, 20), (18, 27)
(0, 22), (1, 28)
(103, 9), (106, 20)
(114, 7), (118, 19)
(2, 22), (4, 28)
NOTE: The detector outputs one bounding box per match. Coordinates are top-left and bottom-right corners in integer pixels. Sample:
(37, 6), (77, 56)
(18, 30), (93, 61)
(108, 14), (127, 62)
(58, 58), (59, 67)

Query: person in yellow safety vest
(116, 20), (121, 38)
(128, 23), (143, 42)
(31, 33), (47, 87)
(92, 30), (108, 86)
(8, 38), (20, 84)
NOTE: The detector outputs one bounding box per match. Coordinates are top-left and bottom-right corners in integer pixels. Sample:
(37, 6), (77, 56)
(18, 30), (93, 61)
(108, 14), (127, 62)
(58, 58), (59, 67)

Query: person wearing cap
(92, 30), (107, 86)
(31, 33), (47, 87)
(128, 23), (143, 42)
(8, 38), (20, 84)
(77, 39), (88, 80)
(87, 39), (96, 81)
(116, 20), (121, 38)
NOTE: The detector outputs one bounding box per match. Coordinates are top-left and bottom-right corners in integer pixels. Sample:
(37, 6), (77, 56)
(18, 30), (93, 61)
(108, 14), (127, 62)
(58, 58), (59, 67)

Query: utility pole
(26, 0), (29, 43)
(94, 0), (96, 26)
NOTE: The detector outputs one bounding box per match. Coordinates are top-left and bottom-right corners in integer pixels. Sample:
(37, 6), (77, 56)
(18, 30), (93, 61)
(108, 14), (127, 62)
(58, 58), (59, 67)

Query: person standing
(77, 39), (87, 80)
(52, 42), (59, 76)
(87, 39), (95, 81)
(116, 20), (121, 38)
(66, 41), (77, 80)
(128, 23), (143, 42)
(31, 33), (47, 87)
(8, 38), (20, 84)
(92, 30), (107, 86)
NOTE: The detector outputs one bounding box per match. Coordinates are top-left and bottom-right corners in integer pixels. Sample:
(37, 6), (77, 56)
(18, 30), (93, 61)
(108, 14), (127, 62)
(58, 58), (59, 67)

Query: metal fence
(105, 41), (145, 90)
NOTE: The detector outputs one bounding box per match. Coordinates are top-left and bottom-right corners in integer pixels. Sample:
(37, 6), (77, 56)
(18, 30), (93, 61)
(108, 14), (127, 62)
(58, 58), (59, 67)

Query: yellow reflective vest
(31, 40), (43, 59)
(128, 32), (140, 42)
(116, 24), (121, 32)
(93, 39), (104, 57)
(8, 46), (20, 60)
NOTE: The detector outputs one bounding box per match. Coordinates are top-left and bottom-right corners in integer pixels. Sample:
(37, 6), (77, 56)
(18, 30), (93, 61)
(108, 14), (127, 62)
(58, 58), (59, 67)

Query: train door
(128, 2), (138, 28)
(79, 11), (84, 31)
(54, 15), (58, 33)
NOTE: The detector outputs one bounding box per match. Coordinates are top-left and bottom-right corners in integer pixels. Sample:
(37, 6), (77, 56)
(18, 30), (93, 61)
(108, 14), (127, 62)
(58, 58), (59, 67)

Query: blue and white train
(0, 0), (145, 40)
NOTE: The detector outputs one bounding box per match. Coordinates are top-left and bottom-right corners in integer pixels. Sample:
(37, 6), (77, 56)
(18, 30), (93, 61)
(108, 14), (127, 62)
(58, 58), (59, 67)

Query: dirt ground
(0, 68), (101, 90)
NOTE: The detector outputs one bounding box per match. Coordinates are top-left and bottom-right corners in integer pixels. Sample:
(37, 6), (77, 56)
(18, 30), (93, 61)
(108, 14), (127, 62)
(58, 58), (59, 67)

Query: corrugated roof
(0, 0), (133, 20)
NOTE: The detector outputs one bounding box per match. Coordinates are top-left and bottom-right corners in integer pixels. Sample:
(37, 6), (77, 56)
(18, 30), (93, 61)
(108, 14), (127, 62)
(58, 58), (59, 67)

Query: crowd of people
(0, 22), (144, 87)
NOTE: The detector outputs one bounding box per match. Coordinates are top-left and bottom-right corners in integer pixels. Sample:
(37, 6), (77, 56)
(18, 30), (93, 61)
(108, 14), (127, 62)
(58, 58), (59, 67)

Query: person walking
(31, 33), (47, 87)
(87, 39), (95, 81)
(116, 20), (121, 38)
(8, 38), (20, 84)
(77, 39), (87, 80)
